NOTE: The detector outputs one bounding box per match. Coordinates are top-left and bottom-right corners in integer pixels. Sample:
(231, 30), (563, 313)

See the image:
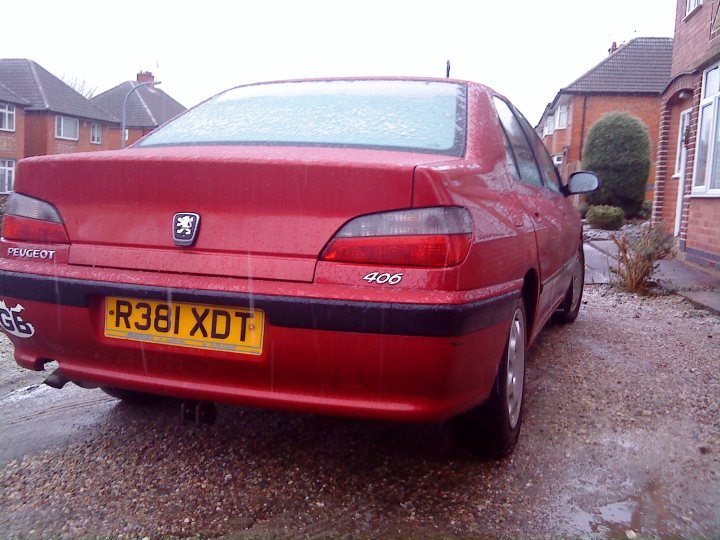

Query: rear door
(515, 105), (579, 269)
(493, 97), (572, 321)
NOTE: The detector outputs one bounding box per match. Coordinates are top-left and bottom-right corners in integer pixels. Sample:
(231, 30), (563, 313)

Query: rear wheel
(452, 297), (527, 458)
(100, 386), (162, 404)
(552, 244), (584, 324)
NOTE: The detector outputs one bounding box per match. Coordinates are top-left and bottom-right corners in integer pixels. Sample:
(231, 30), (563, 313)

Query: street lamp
(120, 80), (162, 148)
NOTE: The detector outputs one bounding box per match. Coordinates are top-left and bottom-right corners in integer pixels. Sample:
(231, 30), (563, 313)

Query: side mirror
(565, 171), (599, 195)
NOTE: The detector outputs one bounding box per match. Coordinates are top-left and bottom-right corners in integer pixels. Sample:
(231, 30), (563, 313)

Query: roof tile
(0, 81), (30, 106)
(0, 59), (117, 122)
(565, 37), (673, 94)
(92, 82), (185, 128)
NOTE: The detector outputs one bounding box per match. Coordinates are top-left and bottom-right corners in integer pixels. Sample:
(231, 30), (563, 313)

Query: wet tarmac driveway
(0, 285), (718, 538)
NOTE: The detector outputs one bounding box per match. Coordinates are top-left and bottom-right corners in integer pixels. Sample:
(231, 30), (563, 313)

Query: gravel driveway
(0, 285), (718, 538)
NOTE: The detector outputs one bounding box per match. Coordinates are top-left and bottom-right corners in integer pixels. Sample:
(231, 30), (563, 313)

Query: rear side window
(139, 80), (467, 156)
(514, 106), (563, 193)
(493, 97), (543, 187)
(500, 130), (520, 180)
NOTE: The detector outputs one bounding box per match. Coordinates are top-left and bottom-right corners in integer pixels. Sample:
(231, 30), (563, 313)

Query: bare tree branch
(62, 75), (97, 99)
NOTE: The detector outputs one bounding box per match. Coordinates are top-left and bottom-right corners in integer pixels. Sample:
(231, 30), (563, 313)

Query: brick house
(0, 82), (29, 194)
(0, 59), (121, 165)
(653, 0), (720, 271)
(92, 71), (185, 146)
(537, 37), (673, 200)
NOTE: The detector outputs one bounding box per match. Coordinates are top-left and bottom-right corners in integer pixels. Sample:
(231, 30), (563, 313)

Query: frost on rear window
(139, 80), (466, 156)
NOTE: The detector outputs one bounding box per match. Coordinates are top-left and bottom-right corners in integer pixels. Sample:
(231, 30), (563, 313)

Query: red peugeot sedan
(0, 78), (597, 457)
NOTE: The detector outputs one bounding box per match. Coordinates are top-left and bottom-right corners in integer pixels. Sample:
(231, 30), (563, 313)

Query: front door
(674, 108), (692, 236)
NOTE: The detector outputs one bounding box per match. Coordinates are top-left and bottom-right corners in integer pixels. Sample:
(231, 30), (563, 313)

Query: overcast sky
(7, 0), (676, 124)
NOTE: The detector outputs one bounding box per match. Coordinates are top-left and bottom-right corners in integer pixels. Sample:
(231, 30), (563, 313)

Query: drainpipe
(578, 96), (588, 165)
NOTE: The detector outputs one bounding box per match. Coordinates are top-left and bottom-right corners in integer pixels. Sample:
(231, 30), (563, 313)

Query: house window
(552, 154), (563, 166)
(686, 0), (702, 15)
(693, 63), (720, 194)
(544, 115), (555, 136)
(55, 115), (79, 140)
(0, 159), (15, 193)
(0, 103), (15, 131)
(556, 106), (569, 129)
(91, 122), (102, 144)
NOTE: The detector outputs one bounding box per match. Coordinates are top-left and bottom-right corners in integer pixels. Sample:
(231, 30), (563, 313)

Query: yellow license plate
(105, 297), (264, 355)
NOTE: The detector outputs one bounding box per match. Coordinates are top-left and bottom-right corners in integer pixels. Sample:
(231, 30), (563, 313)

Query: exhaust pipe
(181, 400), (217, 425)
(44, 368), (70, 389)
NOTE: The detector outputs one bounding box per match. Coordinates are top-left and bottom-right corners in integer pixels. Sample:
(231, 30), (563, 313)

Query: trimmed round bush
(582, 112), (651, 218)
(586, 205), (624, 230)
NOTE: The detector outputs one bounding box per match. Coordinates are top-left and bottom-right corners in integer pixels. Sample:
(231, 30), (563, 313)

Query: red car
(0, 78), (597, 457)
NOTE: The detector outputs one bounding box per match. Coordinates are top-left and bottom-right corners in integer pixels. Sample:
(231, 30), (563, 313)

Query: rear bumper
(0, 268), (518, 421)
(1, 271), (515, 337)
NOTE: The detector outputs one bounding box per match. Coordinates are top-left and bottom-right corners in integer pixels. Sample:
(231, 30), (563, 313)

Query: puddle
(598, 500), (636, 523)
(565, 479), (694, 537)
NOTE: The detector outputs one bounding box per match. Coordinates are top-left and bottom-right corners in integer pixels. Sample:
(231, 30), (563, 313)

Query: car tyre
(552, 244), (584, 324)
(100, 386), (162, 404)
(452, 297), (527, 459)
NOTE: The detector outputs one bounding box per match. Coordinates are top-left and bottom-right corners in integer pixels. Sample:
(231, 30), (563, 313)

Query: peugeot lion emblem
(173, 212), (200, 247)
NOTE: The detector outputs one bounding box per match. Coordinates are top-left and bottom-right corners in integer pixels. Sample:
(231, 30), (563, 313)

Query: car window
(139, 80), (468, 156)
(493, 97), (543, 187)
(513, 106), (563, 193)
(500, 129), (521, 181)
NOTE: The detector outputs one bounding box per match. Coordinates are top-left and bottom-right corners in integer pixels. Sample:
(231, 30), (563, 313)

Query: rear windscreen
(138, 80), (467, 156)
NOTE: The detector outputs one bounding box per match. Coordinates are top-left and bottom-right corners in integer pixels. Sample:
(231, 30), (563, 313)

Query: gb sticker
(0, 301), (35, 338)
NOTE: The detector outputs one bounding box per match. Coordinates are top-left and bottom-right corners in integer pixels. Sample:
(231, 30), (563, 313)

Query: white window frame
(0, 103), (15, 132)
(556, 106), (568, 129)
(692, 63), (720, 196)
(686, 0), (702, 15)
(55, 115), (79, 141)
(544, 115), (555, 136)
(552, 154), (563, 166)
(90, 122), (102, 144)
(0, 159), (15, 193)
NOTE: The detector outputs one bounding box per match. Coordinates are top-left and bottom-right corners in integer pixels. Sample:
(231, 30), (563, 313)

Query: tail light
(2, 193), (69, 244)
(321, 207), (472, 267)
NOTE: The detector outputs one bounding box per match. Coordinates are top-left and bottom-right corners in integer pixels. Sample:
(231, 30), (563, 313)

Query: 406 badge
(0, 300), (35, 338)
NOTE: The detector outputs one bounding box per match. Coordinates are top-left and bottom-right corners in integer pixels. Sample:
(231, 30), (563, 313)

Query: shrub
(582, 112), (651, 217)
(586, 205), (624, 230)
(612, 222), (674, 294)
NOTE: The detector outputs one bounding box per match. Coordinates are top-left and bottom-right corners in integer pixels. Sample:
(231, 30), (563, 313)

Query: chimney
(608, 42), (618, 55)
(136, 71), (154, 84)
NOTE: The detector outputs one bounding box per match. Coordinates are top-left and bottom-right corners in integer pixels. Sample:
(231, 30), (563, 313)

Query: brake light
(321, 207), (472, 267)
(2, 193), (69, 244)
